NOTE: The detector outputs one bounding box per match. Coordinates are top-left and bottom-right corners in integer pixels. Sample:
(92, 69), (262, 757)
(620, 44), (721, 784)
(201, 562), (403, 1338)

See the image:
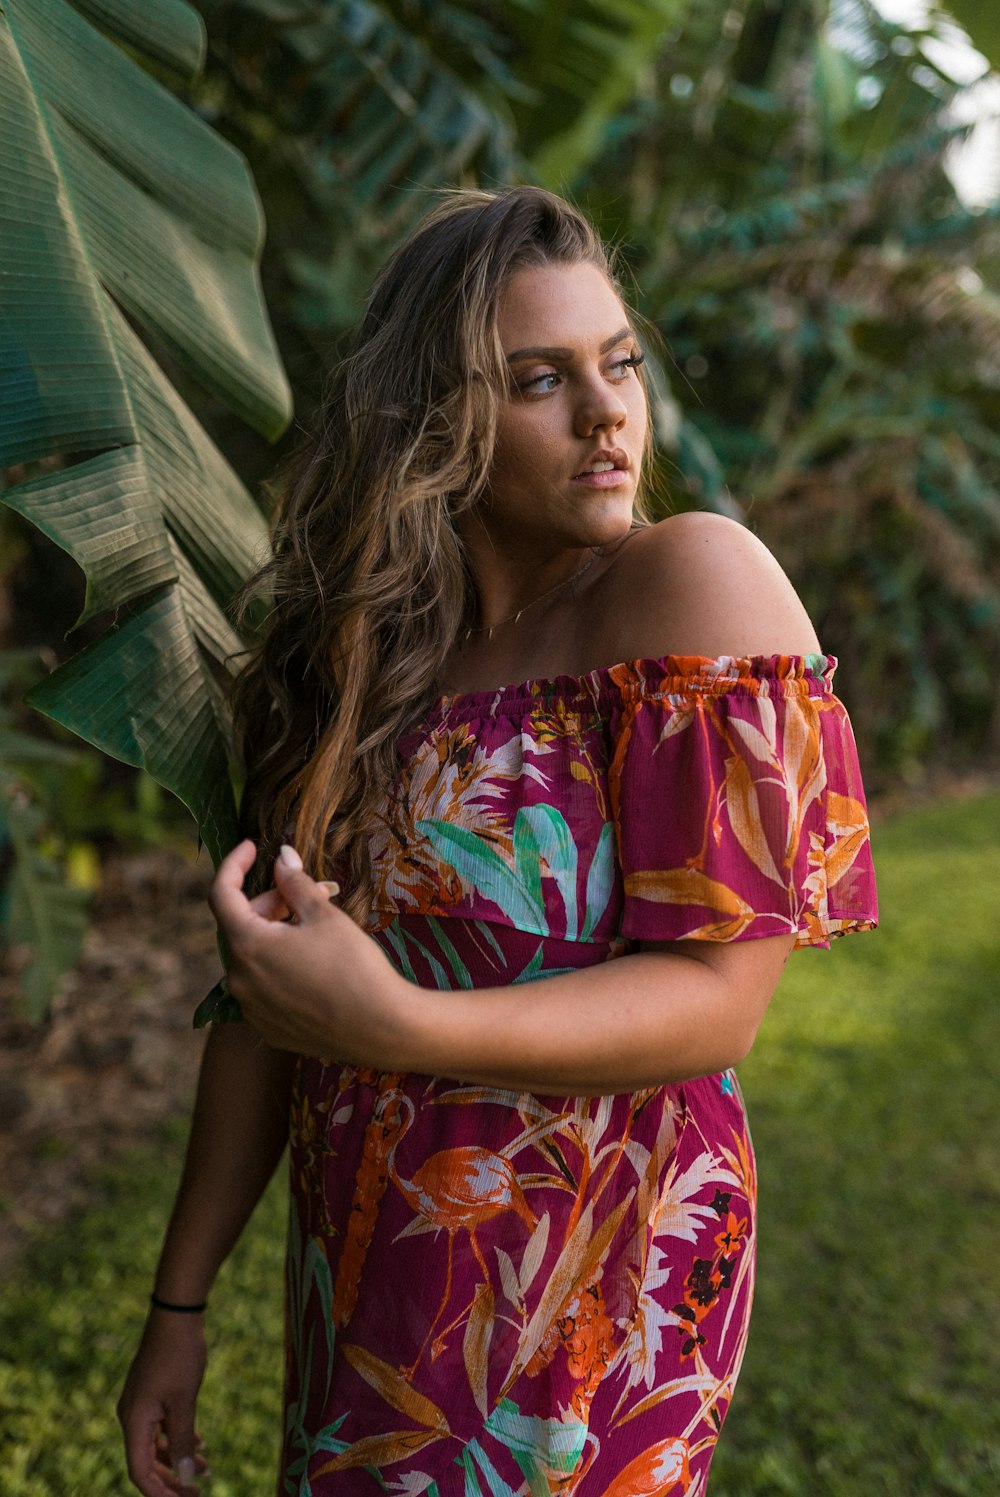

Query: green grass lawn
(1, 792), (998, 1496)
(713, 789), (1000, 1497)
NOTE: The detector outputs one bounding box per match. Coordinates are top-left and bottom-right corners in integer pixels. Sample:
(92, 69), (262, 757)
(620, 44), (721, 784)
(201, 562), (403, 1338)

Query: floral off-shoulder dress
(281, 654), (877, 1497)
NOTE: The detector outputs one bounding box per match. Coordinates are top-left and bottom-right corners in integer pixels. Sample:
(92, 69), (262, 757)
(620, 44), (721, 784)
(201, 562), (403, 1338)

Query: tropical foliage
(0, 0), (289, 870)
(0, 0), (291, 1008)
(0, 652), (90, 1020)
(593, 0), (1000, 780)
(2, 0), (999, 1012)
(190, 0), (1000, 780)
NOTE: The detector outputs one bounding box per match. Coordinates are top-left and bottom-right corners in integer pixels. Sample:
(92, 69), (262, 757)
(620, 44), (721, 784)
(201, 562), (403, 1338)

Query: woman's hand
(117, 1311), (208, 1496)
(208, 840), (413, 1062)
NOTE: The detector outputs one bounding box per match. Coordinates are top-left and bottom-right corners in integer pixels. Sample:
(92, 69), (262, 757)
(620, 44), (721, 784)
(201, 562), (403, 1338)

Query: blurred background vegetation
(3, 0), (1000, 1014)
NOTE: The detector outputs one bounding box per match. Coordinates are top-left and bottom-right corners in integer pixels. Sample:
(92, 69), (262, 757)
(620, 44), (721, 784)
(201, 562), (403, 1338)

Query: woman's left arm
(213, 841), (793, 1095)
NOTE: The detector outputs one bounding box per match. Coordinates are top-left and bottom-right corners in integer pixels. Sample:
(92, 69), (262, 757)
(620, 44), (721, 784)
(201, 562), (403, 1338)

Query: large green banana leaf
(0, 0), (292, 863)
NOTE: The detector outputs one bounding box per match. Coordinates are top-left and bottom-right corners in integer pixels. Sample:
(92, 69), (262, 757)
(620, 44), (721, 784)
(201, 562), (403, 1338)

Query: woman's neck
(462, 543), (595, 637)
(440, 547), (631, 696)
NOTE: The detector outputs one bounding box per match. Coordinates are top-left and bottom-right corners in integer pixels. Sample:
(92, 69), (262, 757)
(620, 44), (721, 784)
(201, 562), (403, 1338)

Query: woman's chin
(583, 502), (642, 551)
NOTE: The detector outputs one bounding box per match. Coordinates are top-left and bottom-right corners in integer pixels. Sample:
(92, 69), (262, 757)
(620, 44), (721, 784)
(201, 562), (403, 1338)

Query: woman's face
(481, 260), (648, 556)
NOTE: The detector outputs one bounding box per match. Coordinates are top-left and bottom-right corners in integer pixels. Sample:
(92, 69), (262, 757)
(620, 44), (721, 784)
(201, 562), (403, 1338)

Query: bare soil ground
(0, 849), (219, 1275)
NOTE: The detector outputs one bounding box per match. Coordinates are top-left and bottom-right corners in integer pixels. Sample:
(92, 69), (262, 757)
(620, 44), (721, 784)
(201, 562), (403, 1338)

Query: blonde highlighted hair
(233, 186), (652, 920)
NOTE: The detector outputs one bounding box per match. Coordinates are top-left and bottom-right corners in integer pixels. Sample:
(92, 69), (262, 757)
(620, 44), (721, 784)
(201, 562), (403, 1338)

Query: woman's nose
(574, 379), (628, 437)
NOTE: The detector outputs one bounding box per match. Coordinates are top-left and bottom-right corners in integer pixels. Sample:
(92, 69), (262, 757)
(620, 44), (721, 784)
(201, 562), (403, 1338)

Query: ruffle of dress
(420, 652), (840, 728)
(372, 652), (877, 952)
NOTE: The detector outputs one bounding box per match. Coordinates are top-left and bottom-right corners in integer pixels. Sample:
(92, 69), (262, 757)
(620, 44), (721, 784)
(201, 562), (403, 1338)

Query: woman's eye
(610, 352), (645, 380)
(522, 371), (560, 393)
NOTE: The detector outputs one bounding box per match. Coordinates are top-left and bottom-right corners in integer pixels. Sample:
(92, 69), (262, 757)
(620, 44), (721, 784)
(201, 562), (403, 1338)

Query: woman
(118, 187), (877, 1496)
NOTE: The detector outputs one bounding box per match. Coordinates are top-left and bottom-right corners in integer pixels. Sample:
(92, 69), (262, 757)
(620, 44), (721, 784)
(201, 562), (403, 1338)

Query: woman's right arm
(117, 1022), (294, 1496)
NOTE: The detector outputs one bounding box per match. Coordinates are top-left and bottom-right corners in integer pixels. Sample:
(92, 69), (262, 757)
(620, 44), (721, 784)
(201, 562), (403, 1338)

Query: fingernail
(176, 1455), (196, 1485)
(279, 844), (303, 870)
(328, 881), (340, 897)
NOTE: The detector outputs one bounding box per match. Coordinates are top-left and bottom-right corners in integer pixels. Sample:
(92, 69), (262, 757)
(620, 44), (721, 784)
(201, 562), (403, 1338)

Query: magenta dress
(282, 654), (877, 1496)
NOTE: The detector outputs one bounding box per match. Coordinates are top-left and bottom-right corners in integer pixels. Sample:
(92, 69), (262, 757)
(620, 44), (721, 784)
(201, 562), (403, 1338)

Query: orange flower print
(714, 1210), (748, 1255)
(672, 1186), (746, 1358)
(563, 1281), (617, 1419)
(528, 1277), (617, 1420)
(681, 1258), (724, 1323)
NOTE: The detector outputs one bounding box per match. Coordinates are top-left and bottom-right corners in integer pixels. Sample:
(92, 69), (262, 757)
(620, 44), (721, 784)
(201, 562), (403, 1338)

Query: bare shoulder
(594, 512), (821, 660)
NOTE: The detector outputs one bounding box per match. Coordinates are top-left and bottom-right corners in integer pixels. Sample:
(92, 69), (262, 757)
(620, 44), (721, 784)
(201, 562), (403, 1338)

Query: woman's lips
(570, 468), (630, 487)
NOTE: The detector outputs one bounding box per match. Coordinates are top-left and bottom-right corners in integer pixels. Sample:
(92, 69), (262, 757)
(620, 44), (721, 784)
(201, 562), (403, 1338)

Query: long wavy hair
(233, 185), (652, 921)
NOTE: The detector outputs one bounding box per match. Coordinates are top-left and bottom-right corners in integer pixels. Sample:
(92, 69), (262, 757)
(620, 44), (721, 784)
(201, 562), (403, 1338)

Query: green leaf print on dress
(417, 819), (544, 929)
(417, 806), (615, 942)
(471, 1399), (588, 1495)
(285, 1207), (348, 1496)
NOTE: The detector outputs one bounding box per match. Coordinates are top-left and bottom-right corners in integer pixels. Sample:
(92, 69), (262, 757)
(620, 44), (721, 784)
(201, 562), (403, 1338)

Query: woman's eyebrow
(505, 325), (634, 363)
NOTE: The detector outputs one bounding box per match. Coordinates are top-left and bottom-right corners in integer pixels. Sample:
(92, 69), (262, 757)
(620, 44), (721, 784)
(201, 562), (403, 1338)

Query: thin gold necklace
(463, 551), (599, 641)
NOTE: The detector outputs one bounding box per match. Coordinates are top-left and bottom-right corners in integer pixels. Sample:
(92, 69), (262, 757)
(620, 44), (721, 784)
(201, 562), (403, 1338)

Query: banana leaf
(0, 0), (292, 864)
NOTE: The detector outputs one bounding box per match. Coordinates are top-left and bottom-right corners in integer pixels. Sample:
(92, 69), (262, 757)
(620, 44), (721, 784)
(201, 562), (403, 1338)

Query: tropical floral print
(282, 655), (877, 1495)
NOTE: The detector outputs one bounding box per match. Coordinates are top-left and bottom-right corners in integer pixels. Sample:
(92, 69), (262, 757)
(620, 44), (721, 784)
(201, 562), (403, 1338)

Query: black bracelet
(150, 1291), (207, 1314)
